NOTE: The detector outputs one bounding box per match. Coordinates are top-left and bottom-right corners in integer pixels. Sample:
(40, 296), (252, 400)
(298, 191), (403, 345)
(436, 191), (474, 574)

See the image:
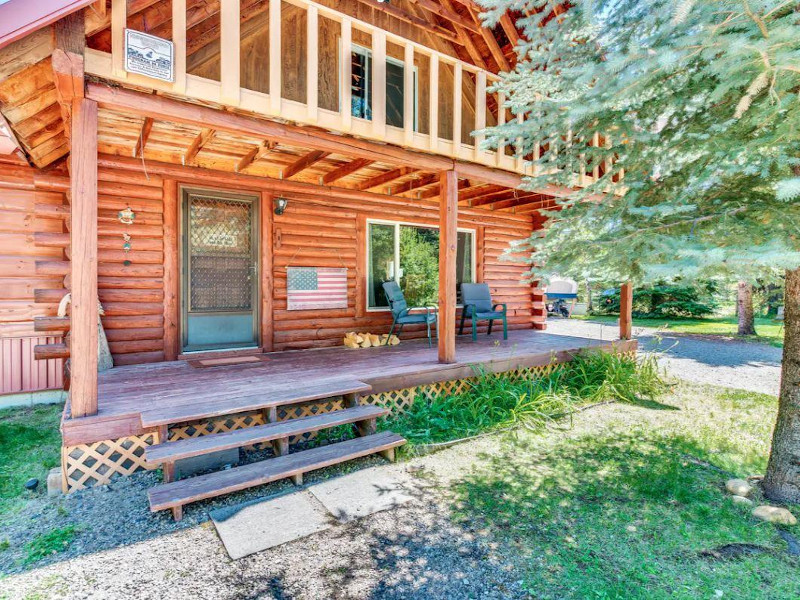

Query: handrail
(91, 0), (616, 186)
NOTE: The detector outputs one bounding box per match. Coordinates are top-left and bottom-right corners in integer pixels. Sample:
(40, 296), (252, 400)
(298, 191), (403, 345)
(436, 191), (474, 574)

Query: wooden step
(139, 378), (373, 428)
(145, 404), (389, 465)
(148, 431), (406, 515)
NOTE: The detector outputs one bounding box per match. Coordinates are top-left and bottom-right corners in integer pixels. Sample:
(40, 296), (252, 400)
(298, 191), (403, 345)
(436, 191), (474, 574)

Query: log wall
(0, 157), (545, 368)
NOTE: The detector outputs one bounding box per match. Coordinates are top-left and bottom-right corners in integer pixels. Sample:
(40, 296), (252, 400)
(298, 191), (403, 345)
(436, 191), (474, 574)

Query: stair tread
(145, 404), (389, 464)
(148, 431), (406, 511)
(139, 378), (372, 428)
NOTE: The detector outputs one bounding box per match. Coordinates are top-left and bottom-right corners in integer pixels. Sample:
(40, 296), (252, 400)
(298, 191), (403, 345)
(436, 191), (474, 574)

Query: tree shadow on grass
(451, 431), (800, 600)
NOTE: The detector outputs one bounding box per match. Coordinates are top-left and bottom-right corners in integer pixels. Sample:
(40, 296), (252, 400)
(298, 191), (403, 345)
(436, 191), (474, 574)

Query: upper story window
(367, 220), (475, 310)
(348, 44), (418, 129)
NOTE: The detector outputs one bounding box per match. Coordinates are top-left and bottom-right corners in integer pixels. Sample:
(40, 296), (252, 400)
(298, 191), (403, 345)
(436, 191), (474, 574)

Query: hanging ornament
(118, 207), (136, 266)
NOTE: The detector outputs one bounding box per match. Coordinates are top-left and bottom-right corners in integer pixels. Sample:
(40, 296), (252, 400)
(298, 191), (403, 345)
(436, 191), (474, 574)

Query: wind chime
(118, 206), (135, 265)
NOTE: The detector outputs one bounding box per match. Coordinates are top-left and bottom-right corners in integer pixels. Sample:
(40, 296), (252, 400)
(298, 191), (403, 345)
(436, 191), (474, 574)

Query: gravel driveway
(545, 319), (782, 396)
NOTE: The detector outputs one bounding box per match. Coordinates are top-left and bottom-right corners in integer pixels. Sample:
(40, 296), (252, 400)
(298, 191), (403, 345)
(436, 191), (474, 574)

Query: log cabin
(0, 0), (635, 520)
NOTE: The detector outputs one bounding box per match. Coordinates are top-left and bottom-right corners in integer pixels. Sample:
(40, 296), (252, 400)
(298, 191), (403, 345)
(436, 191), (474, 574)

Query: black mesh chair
(459, 283), (507, 341)
(382, 281), (437, 347)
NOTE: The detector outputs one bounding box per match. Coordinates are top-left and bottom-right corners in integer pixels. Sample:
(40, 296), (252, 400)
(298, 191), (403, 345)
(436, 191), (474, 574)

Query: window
(347, 44), (418, 129)
(367, 221), (475, 310)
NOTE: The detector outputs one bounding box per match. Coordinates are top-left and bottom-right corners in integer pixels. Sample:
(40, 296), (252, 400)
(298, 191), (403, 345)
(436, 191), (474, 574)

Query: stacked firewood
(343, 331), (400, 349)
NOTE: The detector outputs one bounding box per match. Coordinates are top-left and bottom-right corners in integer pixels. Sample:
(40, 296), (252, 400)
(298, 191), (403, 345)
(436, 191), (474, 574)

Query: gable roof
(0, 0), (94, 50)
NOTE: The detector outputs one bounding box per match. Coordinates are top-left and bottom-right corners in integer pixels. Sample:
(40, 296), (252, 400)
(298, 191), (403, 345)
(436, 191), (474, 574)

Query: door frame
(179, 186), (261, 353)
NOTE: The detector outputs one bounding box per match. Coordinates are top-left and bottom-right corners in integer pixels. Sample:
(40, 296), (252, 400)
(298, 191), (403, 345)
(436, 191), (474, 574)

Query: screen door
(181, 189), (259, 352)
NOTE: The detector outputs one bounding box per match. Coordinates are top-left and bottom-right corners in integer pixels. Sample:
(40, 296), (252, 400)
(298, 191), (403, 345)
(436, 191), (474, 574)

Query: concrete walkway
(545, 319), (782, 396)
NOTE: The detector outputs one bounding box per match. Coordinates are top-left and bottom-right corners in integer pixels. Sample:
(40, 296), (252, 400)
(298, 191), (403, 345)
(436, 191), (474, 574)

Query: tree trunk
(585, 280), (593, 312)
(737, 281), (756, 336)
(763, 267), (800, 503)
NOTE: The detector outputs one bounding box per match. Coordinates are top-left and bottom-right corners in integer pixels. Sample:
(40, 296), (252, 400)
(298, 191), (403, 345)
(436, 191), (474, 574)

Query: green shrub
(383, 350), (667, 449)
(595, 281), (718, 318)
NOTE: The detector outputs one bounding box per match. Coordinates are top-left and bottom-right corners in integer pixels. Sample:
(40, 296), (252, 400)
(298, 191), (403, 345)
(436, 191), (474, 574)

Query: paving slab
(308, 466), (416, 523)
(210, 490), (332, 559)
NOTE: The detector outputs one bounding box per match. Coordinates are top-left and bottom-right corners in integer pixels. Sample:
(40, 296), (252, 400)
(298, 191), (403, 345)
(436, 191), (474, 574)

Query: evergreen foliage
(479, 0), (800, 283)
(595, 281), (718, 317)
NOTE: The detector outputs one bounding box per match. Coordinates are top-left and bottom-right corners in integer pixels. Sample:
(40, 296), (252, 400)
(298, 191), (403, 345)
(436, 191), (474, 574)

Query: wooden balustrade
(87, 0), (619, 187)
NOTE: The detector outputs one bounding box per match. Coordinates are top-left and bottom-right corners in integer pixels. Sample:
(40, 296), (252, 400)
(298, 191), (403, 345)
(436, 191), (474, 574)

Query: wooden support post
(496, 90), (506, 166)
(264, 406), (300, 485)
(403, 43), (414, 146)
(452, 62), (462, 153)
(438, 169), (458, 364)
(474, 70), (486, 160)
(69, 98), (99, 418)
(158, 425), (175, 483)
(268, 0), (282, 115)
(371, 30), (387, 138)
(220, 0), (240, 105)
(172, 0), (187, 94)
(619, 281), (633, 340)
(306, 4), (319, 122)
(340, 17), (352, 132)
(429, 54), (439, 151)
(111, 0), (126, 78)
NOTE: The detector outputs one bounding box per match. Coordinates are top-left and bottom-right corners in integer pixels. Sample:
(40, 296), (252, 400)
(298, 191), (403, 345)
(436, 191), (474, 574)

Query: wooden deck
(62, 330), (631, 446)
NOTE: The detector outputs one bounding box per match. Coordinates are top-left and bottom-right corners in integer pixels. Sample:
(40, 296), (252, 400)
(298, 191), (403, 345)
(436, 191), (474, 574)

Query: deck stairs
(142, 378), (406, 520)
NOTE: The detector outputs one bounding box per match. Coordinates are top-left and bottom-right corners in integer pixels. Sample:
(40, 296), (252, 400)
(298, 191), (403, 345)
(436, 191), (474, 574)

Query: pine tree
(479, 0), (800, 501)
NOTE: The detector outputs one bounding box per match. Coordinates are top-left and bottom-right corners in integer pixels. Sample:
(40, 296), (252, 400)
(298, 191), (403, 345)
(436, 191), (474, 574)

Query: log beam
(438, 169), (458, 364)
(184, 128), (215, 165)
(134, 117), (154, 158)
(281, 150), (329, 179)
(69, 98), (99, 418)
(357, 167), (417, 192)
(322, 158), (373, 185)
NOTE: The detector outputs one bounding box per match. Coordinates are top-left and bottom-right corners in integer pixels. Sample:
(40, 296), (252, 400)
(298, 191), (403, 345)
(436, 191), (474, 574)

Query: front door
(181, 188), (259, 352)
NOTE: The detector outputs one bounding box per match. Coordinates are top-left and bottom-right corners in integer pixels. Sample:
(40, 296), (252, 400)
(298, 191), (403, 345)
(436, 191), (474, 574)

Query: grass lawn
(452, 383), (799, 599)
(576, 314), (785, 347)
(0, 403), (63, 516)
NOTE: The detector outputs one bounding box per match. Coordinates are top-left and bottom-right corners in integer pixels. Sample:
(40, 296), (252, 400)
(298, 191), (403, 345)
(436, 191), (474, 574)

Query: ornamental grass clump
(385, 350), (667, 448)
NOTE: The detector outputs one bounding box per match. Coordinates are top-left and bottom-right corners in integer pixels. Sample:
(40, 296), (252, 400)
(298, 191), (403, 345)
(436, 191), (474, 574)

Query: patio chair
(459, 283), (507, 341)
(382, 281), (437, 347)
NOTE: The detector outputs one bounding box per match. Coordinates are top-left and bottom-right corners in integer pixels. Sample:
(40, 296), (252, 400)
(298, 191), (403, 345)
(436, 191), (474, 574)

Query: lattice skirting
(59, 360), (582, 492)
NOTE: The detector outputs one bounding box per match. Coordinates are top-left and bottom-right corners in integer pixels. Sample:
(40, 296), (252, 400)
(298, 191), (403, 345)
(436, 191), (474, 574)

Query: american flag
(287, 267), (348, 310)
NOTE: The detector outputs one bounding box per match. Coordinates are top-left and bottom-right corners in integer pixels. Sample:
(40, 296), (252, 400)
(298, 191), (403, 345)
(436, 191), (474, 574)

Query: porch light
(274, 197), (289, 215)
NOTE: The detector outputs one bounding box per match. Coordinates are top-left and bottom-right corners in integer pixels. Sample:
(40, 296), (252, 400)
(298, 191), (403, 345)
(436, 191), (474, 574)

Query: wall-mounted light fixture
(274, 197), (289, 215)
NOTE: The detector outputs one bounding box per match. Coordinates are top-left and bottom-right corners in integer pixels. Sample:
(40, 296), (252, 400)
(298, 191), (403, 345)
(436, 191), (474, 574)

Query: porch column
(69, 98), (99, 417)
(619, 281), (633, 341)
(438, 169), (458, 363)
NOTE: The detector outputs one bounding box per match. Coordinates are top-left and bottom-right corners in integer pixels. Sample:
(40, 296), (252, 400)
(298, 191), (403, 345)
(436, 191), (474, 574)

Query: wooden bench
(149, 431), (406, 520)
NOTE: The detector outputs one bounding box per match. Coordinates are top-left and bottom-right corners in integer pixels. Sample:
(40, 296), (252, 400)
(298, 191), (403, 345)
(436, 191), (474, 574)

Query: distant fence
(0, 332), (63, 395)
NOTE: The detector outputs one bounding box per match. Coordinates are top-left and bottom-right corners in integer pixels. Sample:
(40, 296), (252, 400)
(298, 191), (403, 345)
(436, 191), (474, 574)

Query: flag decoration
(287, 267), (348, 310)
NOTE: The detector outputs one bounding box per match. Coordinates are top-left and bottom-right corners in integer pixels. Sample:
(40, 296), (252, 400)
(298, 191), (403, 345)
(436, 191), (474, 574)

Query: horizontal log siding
(272, 194), (538, 351)
(0, 163), (67, 393)
(96, 167), (166, 365)
(3, 158), (543, 365)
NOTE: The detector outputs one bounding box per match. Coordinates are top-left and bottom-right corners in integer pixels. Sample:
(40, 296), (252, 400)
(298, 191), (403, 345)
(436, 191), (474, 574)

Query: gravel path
(1, 321), (783, 599)
(545, 319), (782, 396)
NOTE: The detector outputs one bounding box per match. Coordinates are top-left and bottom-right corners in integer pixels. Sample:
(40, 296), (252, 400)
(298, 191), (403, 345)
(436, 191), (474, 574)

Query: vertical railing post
(172, 0), (186, 93)
(269, 0), (282, 115)
(111, 0), (126, 78)
(496, 90), (505, 166)
(220, 0), (240, 105)
(70, 98), (99, 418)
(515, 112), (525, 172)
(452, 62), (462, 154)
(429, 54), (439, 151)
(403, 43), (414, 146)
(372, 30), (387, 138)
(438, 169), (458, 364)
(340, 17), (352, 132)
(619, 282), (633, 340)
(474, 70), (486, 160)
(306, 5), (319, 122)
